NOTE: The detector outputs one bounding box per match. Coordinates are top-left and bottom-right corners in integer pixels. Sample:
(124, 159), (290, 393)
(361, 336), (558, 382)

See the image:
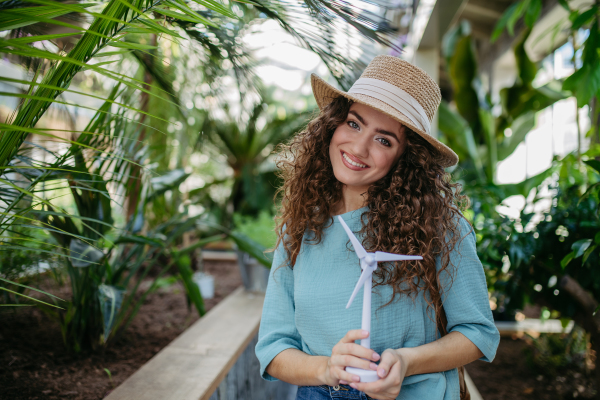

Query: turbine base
(345, 367), (379, 382)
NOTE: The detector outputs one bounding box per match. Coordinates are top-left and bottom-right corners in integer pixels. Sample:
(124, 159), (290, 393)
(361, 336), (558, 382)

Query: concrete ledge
(464, 369), (483, 400)
(496, 319), (574, 337)
(202, 250), (238, 262)
(105, 287), (264, 400)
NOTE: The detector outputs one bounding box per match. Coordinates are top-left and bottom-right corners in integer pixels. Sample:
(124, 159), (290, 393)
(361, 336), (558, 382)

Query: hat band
(347, 77), (431, 135)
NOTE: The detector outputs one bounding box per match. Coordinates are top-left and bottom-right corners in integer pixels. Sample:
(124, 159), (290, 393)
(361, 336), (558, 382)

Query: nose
(348, 129), (371, 159)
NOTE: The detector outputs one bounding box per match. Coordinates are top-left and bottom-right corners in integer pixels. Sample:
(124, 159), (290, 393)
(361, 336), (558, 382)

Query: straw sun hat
(311, 55), (459, 168)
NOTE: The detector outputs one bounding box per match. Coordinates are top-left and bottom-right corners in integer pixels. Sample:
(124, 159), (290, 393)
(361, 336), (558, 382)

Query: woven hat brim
(310, 74), (459, 168)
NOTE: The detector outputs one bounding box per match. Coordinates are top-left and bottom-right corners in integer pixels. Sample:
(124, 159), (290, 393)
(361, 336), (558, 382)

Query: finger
(350, 380), (381, 395)
(339, 380), (349, 385)
(340, 329), (370, 343)
(336, 369), (362, 384)
(352, 360), (402, 394)
(330, 354), (378, 372)
(338, 342), (380, 361)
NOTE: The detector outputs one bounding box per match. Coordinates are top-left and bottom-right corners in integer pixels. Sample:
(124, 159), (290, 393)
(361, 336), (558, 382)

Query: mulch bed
(468, 336), (597, 400)
(0, 259), (242, 400)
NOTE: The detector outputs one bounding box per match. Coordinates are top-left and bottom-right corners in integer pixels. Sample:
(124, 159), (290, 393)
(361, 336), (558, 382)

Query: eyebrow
(348, 110), (400, 142)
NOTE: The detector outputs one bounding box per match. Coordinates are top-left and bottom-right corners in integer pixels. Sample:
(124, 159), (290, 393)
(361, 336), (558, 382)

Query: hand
(321, 329), (381, 386)
(349, 348), (409, 400)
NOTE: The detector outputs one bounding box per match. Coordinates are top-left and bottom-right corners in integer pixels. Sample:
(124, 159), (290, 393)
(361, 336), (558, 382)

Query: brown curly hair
(274, 95), (471, 317)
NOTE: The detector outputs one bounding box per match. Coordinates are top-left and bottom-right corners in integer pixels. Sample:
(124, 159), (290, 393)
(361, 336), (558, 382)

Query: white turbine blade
(375, 251), (423, 262)
(337, 216), (367, 259)
(346, 267), (372, 309)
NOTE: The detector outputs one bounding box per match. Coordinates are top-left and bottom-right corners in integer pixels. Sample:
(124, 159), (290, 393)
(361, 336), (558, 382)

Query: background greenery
(1, 0), (599, 389)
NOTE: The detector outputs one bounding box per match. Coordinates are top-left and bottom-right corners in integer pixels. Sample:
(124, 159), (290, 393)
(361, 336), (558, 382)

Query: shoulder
(447, 210), (475, 243)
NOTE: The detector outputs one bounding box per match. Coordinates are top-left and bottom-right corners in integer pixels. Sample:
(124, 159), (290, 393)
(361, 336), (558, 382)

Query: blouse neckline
(332, 206), (369, 221)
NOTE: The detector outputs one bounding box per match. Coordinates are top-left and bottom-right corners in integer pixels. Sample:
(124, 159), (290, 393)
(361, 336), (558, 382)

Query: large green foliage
(199, 93), (311, 217)
(477, 151), (600, 323)
(439, 22), (566, 185)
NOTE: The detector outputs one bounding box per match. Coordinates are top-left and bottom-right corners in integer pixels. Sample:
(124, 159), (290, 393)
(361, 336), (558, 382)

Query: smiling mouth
(341, 151), (369, 169)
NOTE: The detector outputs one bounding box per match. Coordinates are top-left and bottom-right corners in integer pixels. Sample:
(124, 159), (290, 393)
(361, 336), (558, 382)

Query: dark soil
(0, 259), (242, 400)
(467, 337), (597, 400)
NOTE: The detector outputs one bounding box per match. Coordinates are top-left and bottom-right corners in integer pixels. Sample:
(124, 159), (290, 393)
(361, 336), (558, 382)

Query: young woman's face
(329, 102), (406, 193)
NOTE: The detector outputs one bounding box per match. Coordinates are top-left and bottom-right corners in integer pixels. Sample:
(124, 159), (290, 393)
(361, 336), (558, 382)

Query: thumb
(376, 351), (396, 378)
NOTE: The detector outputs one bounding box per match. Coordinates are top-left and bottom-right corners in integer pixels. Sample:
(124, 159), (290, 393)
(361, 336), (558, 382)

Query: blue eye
(377, 137), (391, 147)
(348, 120), (359, 129)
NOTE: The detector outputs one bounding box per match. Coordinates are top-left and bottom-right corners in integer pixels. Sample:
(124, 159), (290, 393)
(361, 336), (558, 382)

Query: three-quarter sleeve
(438, 216), (500, 363)
(255, 243), (303, 381)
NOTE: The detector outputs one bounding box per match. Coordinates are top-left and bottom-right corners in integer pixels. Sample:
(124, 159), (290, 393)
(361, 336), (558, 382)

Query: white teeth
(342, 152), (367, 168)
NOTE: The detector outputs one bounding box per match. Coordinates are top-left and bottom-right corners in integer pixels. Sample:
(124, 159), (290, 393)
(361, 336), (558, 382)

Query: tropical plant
(1, 87), (217, 350)
(198, 90), (311, 218)
(492, 0), (600, 150)
(439, 21), (566, 186)
(0, 0), (408, 350)
(233, 209), (277, 249)
(524, 327), (594, 379)
(475, 149), (600, 385)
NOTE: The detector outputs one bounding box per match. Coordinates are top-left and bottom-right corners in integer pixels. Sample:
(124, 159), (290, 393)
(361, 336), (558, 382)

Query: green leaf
(148, 169), (190, 201)
(438, 101), (486, 182)
(448, 34), (483, 132)
(158, 1), (218, 27)
(557, 0), (570, 11)
(595, 231), (600, 244)
(114, 235), (166, 248)
(507, 1), (528, 36)
(175, 256), (205, 316)
(572, 6), (597, 30)
(108, 41), (158, 50)
(571, 239), (592, 258)
(580, 182), (600, 203)
(69, 239), (105, 268)
(492, 2), (520, 42)
(498, 112), (535, 161)
(0, 286), (64, 309)
(153, 7), (210, 24)
(190, 0), (236, 19)
(98, 284), (125, 342)
(0, 277), (65, 302)
(584, 159), (600, 173)
(0, 6), (74, 31)
(4, 32), (82, 45)
(229, 232), (273, 268)
(525, 0), (542, 28)
(563, 64), (600, 107)
(582, 244), (597, 264)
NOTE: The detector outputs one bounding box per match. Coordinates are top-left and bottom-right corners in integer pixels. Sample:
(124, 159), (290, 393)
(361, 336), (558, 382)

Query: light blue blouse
(255, 207), (499, 400)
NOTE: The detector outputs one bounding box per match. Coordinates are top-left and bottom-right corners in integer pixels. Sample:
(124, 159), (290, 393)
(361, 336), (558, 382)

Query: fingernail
(340, 380), (348, 384)
(370, 363), (378, 370)
(350, 383), (357, 389)
(352, 375), (360, 382)
(378, 368), (386, 377)
(362, 330), (369, 336)
(372, 352), (380, 361)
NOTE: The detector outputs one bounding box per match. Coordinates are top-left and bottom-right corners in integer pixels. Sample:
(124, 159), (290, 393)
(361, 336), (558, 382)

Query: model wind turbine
(338, 216), (423, 382)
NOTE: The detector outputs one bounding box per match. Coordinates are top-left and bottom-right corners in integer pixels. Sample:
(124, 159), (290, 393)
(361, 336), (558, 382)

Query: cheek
(372, 148), (399, 173)
(329, 127), (349, 157)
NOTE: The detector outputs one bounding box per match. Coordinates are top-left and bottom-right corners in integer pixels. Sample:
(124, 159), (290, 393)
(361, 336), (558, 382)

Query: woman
(255, 55), (499, 400)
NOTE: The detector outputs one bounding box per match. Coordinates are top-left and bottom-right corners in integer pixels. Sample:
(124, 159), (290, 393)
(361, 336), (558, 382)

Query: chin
(332, 168), (373, 190)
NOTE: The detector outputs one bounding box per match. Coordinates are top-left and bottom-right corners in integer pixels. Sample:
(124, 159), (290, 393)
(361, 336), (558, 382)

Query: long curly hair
(274, 95), (471, 315)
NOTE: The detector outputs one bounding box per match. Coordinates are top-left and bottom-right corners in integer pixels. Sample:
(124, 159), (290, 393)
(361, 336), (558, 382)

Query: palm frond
(253, 0), (401, 90)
